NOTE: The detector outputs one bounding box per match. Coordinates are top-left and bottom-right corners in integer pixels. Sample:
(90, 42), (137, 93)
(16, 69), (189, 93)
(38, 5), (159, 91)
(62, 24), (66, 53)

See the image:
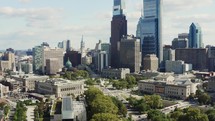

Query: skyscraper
(119, 35), (141, 73)
(136, 0), (163, 66)
(189, 23), (203, 48)
(110, 0), (127, 68)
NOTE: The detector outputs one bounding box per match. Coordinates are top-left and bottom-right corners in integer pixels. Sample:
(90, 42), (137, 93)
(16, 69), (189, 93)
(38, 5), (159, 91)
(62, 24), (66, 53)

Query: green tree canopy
(111, 97), (127, 117)
(84, 86), (103, 105)
(91, 94), (118, 114)
(90, 113), (120, 121)
(144, 95), (163, 109)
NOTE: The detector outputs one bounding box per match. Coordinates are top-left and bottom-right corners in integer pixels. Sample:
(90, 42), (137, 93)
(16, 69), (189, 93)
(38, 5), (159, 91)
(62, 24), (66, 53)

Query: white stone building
(36, 78), (84, 97)
(102, 68), (130, 79)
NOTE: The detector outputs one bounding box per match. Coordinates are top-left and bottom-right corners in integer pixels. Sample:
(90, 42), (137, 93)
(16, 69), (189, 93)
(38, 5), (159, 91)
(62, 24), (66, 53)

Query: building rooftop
(44, 78), (84, 86)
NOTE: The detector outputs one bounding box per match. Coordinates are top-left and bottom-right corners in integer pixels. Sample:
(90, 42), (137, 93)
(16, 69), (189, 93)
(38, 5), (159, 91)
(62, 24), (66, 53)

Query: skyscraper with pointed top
(80, 35), (85, 53)
(110, 0), (127, 68)
(136, 0), (163, 69)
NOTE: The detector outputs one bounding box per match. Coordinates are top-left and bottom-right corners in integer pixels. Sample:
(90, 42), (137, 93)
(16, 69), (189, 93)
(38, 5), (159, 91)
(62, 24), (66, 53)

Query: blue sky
(0, 0), (215, 50)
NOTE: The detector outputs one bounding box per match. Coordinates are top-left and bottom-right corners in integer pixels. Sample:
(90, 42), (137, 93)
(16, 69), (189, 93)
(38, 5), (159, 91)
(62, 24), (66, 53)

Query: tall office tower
(178, 33), (189, 40)
(42, 47), (64, 74)
(58, 40), (67, 51)
(110, 0), (127, 68)
(4, 52), (15, 70)
(189, 23), (203, 48)
(33, 46), (43, 73)
(175, 48), (208, 71)
(101, 43), (111, 66)
(136, 0), (163, 66)
(46, 58), (60, 75)
(163, 45), (175, 62)
(119, 35), (141, 73)
(80, 36), (86, 57)
(207, 45), (215, 71)
(143, 54), (158, 71)
(66, 40), (71, 51)
(97, 51), (109, 72)
(172, 38), (188, 49)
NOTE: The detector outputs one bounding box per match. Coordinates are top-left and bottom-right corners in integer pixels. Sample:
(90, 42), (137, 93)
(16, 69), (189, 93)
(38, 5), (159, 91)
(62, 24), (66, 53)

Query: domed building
(65, 58), (72, 69)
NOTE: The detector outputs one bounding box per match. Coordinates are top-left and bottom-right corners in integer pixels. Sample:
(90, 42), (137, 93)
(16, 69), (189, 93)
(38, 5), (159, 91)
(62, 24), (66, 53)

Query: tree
(84, 87), (103, 105)
(170, 111), (183, 121)
(34, 107), (39, 121)
(90, 113), (120, 121)
(136, 102), (150, 113)
(125, 75), (136, 88)
(91, 94), (118, 114)
(147, 109), (167, 121)
(14, 101), (27, 121)
(198, 93), (211, 105)
(144, 95), (163, 109)
(178, 107), (209, 121)
(111, 97), (127, 117)
(4, 105), (10, 118)
(206, 109), (215, 121)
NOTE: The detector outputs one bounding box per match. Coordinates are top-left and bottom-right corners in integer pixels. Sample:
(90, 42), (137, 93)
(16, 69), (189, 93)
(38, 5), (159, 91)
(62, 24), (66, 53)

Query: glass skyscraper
(136, 0), (163, 67)
(110, 0), (127, 68)
(189, 23), (203, 48)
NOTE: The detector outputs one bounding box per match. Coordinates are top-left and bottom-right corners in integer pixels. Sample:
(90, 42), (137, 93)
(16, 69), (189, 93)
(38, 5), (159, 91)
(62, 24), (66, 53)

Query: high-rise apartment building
(33, 46), (43, 73)
(46, 58), (60, 75)
(42, 47), (64, 74)
(110, 0), (127, 68)
(119, 35), (141, 73)
(136, 0), (163, 65)
(189, 23), (203, 48)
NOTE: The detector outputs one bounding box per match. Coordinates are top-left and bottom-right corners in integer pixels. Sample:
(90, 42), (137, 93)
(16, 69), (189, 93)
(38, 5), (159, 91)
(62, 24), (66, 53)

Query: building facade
(110, 0), (127, 68)
(189, 23), (203, 48)
(163, 45), (175, 62)
(36, 78), (84, 97)
(97, 51), (109, 72)
(172, 38), (188, 49)
(136, 0), (163, 65)
(165, 60), (192, 74)
(46, 58), (60, 75)
(42, 47), (64, 74)
(138, 79), (195, 99)
(120, 35), (141, 73)
(143, 54), (158, 71)
(102, 68), (130, 79)
(175, 48), (208, 71)
(64, 51), (82, 68)
(33, 46), (43, 73)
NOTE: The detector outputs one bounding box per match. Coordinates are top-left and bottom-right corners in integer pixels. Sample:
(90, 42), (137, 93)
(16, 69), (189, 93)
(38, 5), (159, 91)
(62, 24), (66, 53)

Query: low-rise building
(11, 74), (49, 92)
(62, 97), (86, 121)
(207, 77), (215, 92)
(138, 79), (197, 99)
(165, 60), (192, 74)
(101, 68), (130, 79)
(51, 97), (87, 121)
(36, 78), (84, 97)
(0, 83), (9, 98)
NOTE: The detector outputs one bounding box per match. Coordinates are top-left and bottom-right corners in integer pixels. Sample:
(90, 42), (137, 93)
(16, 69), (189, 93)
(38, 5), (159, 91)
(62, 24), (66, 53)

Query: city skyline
(0, 0), (215, 50)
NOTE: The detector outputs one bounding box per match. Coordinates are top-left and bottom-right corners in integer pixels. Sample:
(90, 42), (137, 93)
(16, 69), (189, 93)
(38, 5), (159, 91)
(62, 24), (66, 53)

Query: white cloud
(0, 7), (63, 28)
